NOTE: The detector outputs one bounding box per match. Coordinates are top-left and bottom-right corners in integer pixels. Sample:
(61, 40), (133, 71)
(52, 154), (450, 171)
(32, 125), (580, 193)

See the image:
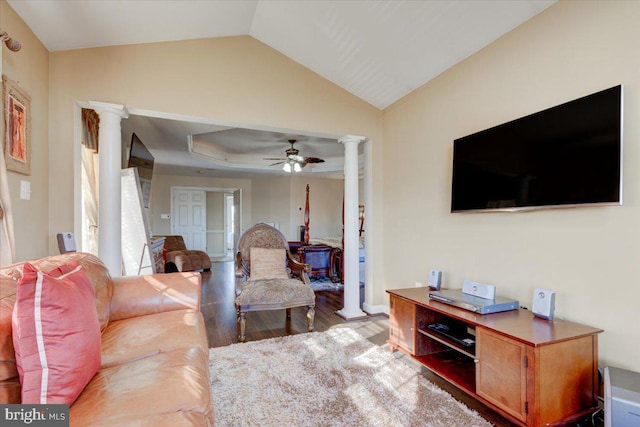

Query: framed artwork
(3, 75), (31, 175)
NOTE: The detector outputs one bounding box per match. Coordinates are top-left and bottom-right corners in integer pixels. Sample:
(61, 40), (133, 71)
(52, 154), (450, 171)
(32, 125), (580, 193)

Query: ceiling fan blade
(263, 157), (286, 161)
(269, 161), (285, 166)
(304, 157), (325, 164)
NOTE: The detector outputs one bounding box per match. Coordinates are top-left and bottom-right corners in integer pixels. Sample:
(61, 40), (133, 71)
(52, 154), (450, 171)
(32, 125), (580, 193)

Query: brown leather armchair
(161, 235), (212, 272)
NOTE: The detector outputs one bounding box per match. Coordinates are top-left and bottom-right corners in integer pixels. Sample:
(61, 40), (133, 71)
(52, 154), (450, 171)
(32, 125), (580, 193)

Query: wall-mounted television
(127, 133), (154, 208)
(451, 85), (623, 212)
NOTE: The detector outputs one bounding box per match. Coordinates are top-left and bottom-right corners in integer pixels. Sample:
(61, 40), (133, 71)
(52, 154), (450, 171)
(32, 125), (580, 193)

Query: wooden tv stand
(387, 288), (603, 427)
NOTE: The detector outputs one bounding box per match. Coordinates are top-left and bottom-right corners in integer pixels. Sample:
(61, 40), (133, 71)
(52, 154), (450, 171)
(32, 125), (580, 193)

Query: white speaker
(56, 232), (77, 254)
(428, 269), (442, 290)
(532, 288), (555, 320)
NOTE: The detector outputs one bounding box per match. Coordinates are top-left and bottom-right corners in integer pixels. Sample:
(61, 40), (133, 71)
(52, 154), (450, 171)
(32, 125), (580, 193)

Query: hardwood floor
(201, 261), (603, 427)
(200, 260), (379, 348)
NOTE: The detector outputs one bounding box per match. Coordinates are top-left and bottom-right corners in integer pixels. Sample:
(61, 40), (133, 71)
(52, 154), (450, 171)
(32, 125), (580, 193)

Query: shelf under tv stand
(387, 287), (603, 427)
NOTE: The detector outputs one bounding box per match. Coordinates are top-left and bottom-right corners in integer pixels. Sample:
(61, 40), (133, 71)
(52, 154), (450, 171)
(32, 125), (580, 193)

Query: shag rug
(208, 327), (492, 427)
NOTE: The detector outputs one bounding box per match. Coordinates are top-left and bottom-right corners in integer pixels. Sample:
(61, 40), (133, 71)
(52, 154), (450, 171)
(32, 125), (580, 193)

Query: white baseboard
(363, 302), (389, 316)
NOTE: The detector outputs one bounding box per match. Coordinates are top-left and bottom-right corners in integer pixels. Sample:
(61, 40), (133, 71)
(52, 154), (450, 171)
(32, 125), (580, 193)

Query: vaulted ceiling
(8, 0), (555, 177)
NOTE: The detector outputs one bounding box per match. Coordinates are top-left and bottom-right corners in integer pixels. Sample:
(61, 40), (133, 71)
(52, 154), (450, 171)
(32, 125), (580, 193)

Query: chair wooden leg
(286, 308), (292, 319)
(237, 310), (247, 342)
(306, 305), (315, 332)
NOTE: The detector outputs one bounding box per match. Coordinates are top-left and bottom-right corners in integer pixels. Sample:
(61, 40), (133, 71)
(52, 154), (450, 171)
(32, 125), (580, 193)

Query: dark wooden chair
(298, 244), (333, 279)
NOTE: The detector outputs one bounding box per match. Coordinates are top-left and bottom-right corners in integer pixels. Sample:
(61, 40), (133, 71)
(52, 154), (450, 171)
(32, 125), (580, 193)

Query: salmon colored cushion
(12, 262), (101, 404)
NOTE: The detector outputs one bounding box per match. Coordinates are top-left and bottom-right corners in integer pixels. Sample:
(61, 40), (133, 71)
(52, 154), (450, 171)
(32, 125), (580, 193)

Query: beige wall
(206, 192), (224, 231)
(251, 175), (293, 237)
(1, 0), (50, 261)
(382, 0), (640, 371)
(289, 176), (344, 241)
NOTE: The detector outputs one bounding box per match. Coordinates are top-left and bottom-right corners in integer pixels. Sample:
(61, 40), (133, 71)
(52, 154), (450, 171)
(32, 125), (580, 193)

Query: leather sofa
(161, 235), (212, 272)
(0, 252), (213, 426)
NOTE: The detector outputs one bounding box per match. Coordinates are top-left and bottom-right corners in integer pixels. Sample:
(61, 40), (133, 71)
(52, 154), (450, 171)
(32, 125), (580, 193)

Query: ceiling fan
(264, 139), (325, 173)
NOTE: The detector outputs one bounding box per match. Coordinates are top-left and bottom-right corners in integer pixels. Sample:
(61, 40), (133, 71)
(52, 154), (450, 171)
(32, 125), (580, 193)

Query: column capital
(88, 101), (129, 119)
(338, 135), (366, 145)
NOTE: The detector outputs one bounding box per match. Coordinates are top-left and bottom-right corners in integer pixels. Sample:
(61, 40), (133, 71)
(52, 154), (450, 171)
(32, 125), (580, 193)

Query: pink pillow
(12, 262), (101, 404)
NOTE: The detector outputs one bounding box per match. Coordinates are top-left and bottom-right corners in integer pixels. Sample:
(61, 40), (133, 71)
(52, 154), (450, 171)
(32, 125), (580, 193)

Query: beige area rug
(208, 327), (492, 427)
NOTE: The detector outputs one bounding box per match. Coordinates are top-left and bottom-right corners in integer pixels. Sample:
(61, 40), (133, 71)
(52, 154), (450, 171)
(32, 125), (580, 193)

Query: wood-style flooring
(199, 261), (525, 426)
(200, 261), (375, 347)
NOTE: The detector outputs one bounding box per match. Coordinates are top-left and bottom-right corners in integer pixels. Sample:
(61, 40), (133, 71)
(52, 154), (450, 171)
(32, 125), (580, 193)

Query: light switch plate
(20, 180), (30, 200)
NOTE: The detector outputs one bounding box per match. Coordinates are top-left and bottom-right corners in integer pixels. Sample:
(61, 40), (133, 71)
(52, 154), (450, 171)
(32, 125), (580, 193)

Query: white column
(336, 135), (367, 320)
(89, 101), (129, 277)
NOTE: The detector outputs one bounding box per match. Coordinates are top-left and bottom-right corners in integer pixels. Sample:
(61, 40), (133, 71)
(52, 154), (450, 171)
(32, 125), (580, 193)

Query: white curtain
(81, 109), (100, 256)
(0, 143), (16, 266)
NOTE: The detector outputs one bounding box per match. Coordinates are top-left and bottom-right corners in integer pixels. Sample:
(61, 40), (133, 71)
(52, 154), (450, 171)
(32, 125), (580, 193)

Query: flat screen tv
(451, 85), (623, 212)
(127, 133), (154, 208)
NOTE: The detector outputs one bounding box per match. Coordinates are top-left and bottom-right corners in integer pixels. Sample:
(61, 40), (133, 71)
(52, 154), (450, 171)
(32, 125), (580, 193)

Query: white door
(224, 193), (234, 256)
(172, 188), (207, 251)
(232, 189), (242, 253)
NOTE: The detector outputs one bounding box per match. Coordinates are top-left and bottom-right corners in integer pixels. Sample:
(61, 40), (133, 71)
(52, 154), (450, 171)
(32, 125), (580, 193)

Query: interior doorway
(225, 193), (235, 259)
(171, 186), (240, 262)
(171, 188), (207, 251)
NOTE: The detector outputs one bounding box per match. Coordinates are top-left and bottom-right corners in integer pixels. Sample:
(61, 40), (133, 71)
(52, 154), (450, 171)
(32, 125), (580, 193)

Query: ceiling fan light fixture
(269, 139), (323, 173)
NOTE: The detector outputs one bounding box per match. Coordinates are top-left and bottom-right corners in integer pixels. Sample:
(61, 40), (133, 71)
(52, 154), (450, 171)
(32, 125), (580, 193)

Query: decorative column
(89, 101), (129, 276)
(336, 135), (367, 320)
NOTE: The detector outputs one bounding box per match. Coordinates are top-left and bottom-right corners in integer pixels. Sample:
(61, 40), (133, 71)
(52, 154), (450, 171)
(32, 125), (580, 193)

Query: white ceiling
(8, 0), (555, 177)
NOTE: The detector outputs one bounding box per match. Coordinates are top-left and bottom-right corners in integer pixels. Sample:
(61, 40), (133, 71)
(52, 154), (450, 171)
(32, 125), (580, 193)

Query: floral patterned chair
(235, 223), (316, 342)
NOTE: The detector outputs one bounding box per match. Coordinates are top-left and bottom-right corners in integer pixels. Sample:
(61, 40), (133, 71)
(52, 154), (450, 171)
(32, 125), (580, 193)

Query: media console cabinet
(387, 288), (603, 427)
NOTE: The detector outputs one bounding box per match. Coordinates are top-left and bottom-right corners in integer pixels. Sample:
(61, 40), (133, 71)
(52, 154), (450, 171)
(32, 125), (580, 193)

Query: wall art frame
(2, 75), (31, 175)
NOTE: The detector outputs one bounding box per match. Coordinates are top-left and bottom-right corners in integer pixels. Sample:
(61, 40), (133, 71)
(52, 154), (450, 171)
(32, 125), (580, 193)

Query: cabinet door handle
(474, 359), (480, 364)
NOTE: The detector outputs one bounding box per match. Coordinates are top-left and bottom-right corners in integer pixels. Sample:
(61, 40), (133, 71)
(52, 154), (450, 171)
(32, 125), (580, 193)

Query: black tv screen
(451, 85), (623, 212)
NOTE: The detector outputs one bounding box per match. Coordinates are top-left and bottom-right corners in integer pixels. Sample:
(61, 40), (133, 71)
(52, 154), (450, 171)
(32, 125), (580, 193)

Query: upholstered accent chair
(235, 223), (316, 342)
